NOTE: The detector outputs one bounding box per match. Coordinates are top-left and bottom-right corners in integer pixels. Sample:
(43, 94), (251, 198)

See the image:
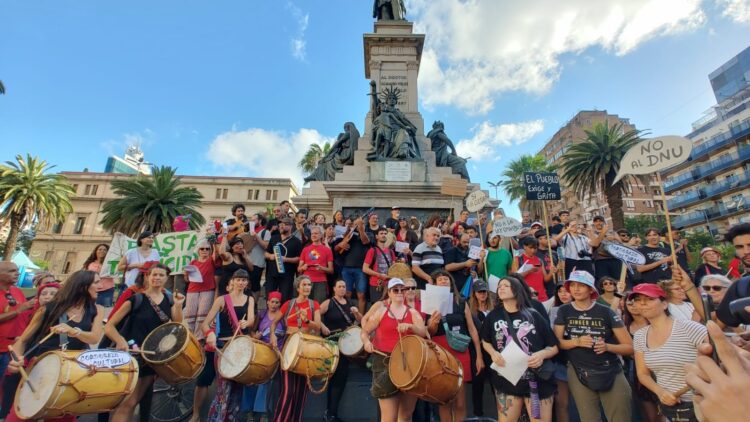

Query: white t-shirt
(668, 301), (695, 321)
(123, 248), (162, 286)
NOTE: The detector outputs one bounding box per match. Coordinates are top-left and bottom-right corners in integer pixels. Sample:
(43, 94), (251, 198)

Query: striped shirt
(412, 242), (444, 283)
(633, 319), (707, 401)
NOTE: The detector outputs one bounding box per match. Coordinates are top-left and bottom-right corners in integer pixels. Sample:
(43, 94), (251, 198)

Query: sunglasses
(199, 247), (211, 251)
(602, 281), (615, 286)
(403, 286), (416, 291)
(5, 293), (17, 307)
(391, 288), (407, 293)
(702, 285), (726, 292)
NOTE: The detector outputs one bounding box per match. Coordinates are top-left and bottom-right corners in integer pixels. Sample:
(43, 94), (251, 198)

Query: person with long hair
(83, 243), (115, 307)
(621, 292), (660, 422)
(362, 278), (427, 422)
(481, 275), (558, 422)
(269, 276), (322, 422)
(320, 280), (363, 422)
(632, 283), (707, 422)
(104, 263), (185, 422)
(201, 269), (255, 422)
(468, 279), (494, 418)
(426, 270), (483, 421)
(184, 240), (218, 341)
(117, 231), (161, 288)
(6, 271), (105, 422)
(218, 235), (253, 295)
(636, 228), (672, 284)
(396, 217), (419, 256)
(547, 284), (575, 422)
(596, 276), (622, 315)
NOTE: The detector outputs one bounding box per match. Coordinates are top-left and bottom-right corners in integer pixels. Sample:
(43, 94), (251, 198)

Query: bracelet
(685, 286), (695, 293)
(203, 328), (214, 337)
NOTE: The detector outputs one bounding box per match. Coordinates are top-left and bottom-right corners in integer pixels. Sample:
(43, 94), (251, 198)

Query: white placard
(490, 340), (529, 385)
(385, 161), (411, 182)
(603, 242), (646, 265)
(183, 265), (203, 283)
(421, 284), (453, 316)
(465, 190), (491, 212)
(492, 217), (523, 237)
(334, 225), (348, 239)
(613, 136), (693, 183)
(468, 245), (482, 260)
(247, 221), (256, 233)
(488, 274), (500, 293)
(518, 260), (535, 274)
(395, 241), (410, 253)
(76, 350), (132, 369)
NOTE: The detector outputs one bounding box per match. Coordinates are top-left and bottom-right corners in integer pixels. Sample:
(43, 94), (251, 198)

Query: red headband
(268, 291), (282, 302)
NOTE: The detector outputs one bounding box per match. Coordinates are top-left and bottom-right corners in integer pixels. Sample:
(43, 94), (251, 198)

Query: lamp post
(487, 181), (501, 200)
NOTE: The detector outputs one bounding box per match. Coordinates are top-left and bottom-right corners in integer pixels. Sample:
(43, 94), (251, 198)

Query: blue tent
(12, 251), (40, 287)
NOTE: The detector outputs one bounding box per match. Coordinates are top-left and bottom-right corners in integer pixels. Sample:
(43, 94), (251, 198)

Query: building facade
(538, 110), (662, 227)
(663, 47), (750, 237)
(29, 172), (299, 277)
(104, 145), (152, 175)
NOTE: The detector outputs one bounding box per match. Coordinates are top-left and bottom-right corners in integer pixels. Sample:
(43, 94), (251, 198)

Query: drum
(218, 336), (279, 385)
(388, 335), (463, 404)
(142, 322), (206, 385)
(338, 326), (365, 358)
(15, 349), (138, 420)
(281, 332), (339, 393)
(388, 262), (412, 280)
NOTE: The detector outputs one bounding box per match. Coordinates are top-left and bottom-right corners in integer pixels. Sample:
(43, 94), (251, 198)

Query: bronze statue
(373, 0), (406, 21)
(368, 87), (421, 161)
(427, 121), (470, 181)
(304, 122), (360, 183)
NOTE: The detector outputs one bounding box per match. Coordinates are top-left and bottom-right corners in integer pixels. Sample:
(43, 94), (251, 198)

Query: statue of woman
(304, 122), (360, 183)
(427, 121), (470, 181)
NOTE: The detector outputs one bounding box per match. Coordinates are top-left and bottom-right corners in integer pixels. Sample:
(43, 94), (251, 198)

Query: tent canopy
(12, 251), (40, 270)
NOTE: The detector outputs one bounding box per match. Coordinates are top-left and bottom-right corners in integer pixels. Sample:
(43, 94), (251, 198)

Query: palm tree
(298, 142), (331, 174)
(0, 80), (5, 94)
(0, 155), (75, 260)
(499, 154), (556, 220)
(99, 166), (205, 236)
(559, 121), (646, 229)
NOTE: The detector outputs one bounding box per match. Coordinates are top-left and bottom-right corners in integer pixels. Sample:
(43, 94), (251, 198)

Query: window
(84, 185), (90, 195)
(644, 200), (654, 208)
(52, 222), (63, 234)
(625, 200), (635, 209)
(266, 189), (272, 200)
(216, 189), (222, 199)
(731, 194), (744, 203)
(83, 184), (98, 195)
(272, 190), (278, 201)
(247, 189), (260, 200)
(74, 216), (86, 234)
(215, 188), (228, 200)
(653, 189), (661, 196)
(44, 251), (54, 263)
(72, 184), (78, 194)
(254, 190), (260, 200)
(63, 252), (76, 274)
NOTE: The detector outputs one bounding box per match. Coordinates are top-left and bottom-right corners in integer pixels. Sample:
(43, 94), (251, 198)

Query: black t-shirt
(125, 294), (172, 346)
(265, 234), (303, 278)
(342, 231), (370, 267)
(385, 217), (399, 231)
(638, 245), (672, 284)
(431, 300), (469, 337)
(445, 247), (472, 291)
(716, 277), (750, 327)
(480, 307), (557, 394)
(554, 302), (624, 368)
(323, 298), (357, 333)
(217, 295), (251, 338)
(693, 263), (725, 287)
(29, 303), (97, 358)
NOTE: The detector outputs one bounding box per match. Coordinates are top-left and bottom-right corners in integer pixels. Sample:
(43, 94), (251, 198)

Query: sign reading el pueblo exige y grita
(524, 172), (561, 201)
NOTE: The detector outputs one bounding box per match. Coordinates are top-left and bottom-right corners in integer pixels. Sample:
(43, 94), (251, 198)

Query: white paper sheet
(334, 225), (348, 239)
(183, 265), (203, 284)
(420, 284), (453, 316)
(518, 260), (534, 274)
(247, 221), (255, 233)
(488, 274), (500, 293)
(490, 340), (529, 385)
(395, 241), (410, 253)
(468, 245), (482, 260)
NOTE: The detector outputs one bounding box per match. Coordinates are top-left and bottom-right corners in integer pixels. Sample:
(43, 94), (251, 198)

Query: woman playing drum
(269, 275), (322, 422)
(201, 269), (255, 422)
(425, 270), (484, 422)
(104, 263), (185, 422)
(320, 279), (363, 422)
(362, 278), (427, 422)
(7, 270), (105, 422)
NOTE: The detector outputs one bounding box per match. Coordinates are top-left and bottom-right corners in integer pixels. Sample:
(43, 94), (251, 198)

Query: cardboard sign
(603, 242), (646, 265)
(492, 217), (523, 237)
(613, 136), (693, 183)
(101, 231), (203, 277)
(441, 178), (468, 197)
(524, 172), (561, 201)
(76, 350), (132, 369)
(465, 190), (491, 212)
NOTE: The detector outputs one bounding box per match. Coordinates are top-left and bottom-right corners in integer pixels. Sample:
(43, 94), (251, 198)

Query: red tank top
(372, 304), (414, 353)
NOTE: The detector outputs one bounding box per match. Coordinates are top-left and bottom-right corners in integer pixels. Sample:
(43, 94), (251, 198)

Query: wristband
(204, 328), (215, 337)
(684, 286), (695, 293)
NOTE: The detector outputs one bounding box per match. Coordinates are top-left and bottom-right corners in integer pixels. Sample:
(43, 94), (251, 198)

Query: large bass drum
(142, 322), (205, 385)
(281, 332), (339, 394)
(218, 336), (279, 385)
(388, 335), (463, 404)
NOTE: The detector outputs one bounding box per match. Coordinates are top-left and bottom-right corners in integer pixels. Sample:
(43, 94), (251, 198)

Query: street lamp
(487, 181), (501, 200)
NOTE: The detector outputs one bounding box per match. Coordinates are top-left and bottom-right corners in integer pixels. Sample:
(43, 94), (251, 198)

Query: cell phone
(728, 296), (750, 325)
(701, 293), (720, 363)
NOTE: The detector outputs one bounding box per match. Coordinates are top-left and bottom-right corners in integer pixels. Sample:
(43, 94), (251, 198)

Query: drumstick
(214, 346), (235, 365)
(229, 313), (247, 345)
(371, 349), (388, 357)
(129, 349), (157, 356)
(22, 330), (56, 359)
(8, 346), (35, 394)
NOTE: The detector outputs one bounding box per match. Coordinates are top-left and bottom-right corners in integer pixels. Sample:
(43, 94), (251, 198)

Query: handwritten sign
(465, 190), (491, 212)
(613, 136), (693, 183)
(468, 245), (483, 260)
(603, 242), (646, 265)
(76, 350), (132, 369)
(101, 231), (203, 277)
(524, 172), (561, 201)
(492, 217), (523, 237)
(441, 178), (468, 197)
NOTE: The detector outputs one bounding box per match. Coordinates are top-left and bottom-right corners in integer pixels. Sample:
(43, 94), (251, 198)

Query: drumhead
(142, 322), (188, 363)
(219, 336), (254, 379)
(387, 262), (412, 279)
(338, 327), (363, 356)
(280, 332), (301, 371)
(388, 335), (425, 388)
(16, 352), (61, 418)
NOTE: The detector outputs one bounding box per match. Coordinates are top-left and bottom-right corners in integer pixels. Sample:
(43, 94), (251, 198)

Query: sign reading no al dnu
(524, 172), (561, 201)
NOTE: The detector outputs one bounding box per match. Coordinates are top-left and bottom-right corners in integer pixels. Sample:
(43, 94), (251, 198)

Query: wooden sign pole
(542, 202), (556, 284)
(476, 211), (490, 278)
(655, 172), (679, 268)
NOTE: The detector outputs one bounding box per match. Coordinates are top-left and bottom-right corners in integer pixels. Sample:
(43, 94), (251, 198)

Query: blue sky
(2, 0), (750, 219)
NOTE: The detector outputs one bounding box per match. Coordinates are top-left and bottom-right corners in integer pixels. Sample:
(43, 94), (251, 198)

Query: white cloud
(287, 2), (310, 61)
(409, 0), (707, 114)
(100, 129), (154, 155)
(205, 127), (335, 188)
(717, 0), (750, 22)
(456, 120), (545, 161)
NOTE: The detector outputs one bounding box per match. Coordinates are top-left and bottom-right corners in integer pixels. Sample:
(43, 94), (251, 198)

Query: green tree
(0, 80), (5, 94)
(499, 154), (556, 219)
(560, 122), (646, 229)
(624, 215), (666, 237)
(298, 142), (331, 175)
(0, 155), (75, 260)
(99, 166), (205, 236)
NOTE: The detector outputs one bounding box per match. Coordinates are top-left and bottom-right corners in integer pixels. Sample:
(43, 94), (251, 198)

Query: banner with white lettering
(101, 231), (202, 277)
(524, 172), (561, 201)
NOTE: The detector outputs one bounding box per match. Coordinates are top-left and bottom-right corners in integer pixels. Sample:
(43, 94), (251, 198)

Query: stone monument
(294, 7), (490, 220)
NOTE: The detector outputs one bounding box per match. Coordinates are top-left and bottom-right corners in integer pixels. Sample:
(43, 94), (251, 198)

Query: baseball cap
(473, 279), (489, 292)
(530, 221), (543, 228)
(564, 270), (598, 299)
(388, 278), (405, 289)
(534, 229), (549, 239)
(391, 206), (400, 210)
(700, 247), (720, 257)
(627, 283), (666, 301)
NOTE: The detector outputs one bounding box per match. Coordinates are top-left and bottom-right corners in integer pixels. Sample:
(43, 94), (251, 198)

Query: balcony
(667, 190), (703, 210)
(672, 195), (749, 228)
(664, 118), (750, 177)
(673, 211), (707, 228)
(665, 147), (750, 193)
(668, 172), (750, 210)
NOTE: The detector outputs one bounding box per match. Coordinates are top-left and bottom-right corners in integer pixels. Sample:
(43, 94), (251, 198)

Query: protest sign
(524, 172), (561, 201)
(603, 242), (646, 266)
(441, 178), (468, 197)
(101, 231), (202, 277)
(465, 190), (491, 212)
(612, 136), (693, 184)
(421, 284), (453, 316)
(492, 217), (523, 237)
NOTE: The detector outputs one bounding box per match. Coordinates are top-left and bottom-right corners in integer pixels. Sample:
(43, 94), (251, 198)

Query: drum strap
(59, 313), (69, 351)
(331, 298), (354, 326)
(144, 294), (171, 323)
(223, 295), (240, 332)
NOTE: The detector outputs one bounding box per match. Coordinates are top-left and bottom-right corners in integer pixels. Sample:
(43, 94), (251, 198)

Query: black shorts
(196, 351), (216, 387)
(248, 266), (264, 293)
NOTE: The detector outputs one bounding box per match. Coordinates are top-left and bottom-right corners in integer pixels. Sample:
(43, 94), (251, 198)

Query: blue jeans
(341, 266), (367, 294)
(0, 352), (9, 378)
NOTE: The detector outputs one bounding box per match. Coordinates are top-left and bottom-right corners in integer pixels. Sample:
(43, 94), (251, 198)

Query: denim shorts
(341, 266), (367, 294)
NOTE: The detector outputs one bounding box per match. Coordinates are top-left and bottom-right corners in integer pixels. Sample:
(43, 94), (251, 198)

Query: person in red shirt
(0, 262), (32, 380)
(363, 227), (397, 306)
(183, 240), (219, 341)
(512, 236), (552, 301)
(298, 226), (334, 303)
